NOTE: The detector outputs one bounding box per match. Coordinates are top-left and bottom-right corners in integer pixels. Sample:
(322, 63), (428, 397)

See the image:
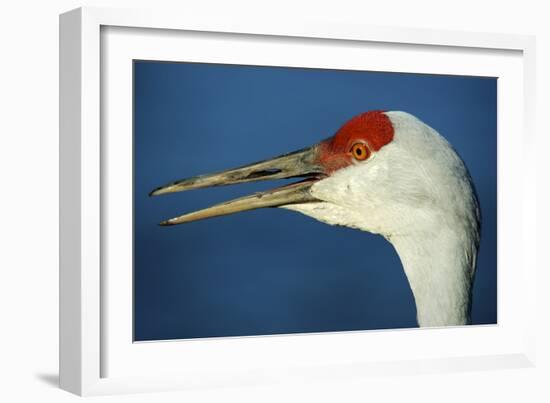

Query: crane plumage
(150, 111), (481, 327)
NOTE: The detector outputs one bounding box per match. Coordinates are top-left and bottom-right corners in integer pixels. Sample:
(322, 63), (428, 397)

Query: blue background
(134, 61), (497, 341)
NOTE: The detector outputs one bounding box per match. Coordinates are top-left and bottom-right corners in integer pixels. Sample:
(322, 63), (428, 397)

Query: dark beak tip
(149, 188), (162, 197)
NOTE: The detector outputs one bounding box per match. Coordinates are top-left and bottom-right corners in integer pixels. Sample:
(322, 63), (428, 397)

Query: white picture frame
(59, 6), (537, 396)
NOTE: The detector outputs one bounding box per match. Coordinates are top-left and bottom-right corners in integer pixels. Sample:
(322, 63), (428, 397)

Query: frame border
(59, 6), (537, 396)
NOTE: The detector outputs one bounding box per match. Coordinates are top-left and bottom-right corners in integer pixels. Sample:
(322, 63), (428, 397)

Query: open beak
(150, 145), (326, 226)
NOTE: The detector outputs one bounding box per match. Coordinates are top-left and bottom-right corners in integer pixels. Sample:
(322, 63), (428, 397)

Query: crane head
(150, 110), (479, 241)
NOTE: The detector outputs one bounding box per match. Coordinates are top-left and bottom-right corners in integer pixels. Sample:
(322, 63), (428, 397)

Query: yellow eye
(351, 143), (370, 161)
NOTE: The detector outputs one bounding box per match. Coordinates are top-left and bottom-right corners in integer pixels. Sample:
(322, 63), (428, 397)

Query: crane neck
(389, 227), (478, 327)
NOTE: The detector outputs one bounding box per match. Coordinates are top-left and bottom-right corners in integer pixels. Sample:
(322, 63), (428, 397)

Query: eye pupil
(351, 143), (369, 161)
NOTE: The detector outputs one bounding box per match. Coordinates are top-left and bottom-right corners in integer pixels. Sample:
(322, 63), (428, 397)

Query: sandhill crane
(150, 111), (481, 327)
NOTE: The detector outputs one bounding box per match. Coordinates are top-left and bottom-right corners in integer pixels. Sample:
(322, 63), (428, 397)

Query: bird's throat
(283, 202), (479, 327)
(390, 230), (477, 327)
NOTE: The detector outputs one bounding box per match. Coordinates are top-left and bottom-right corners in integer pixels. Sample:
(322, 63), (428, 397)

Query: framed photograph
(59, 7), (537, 396)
